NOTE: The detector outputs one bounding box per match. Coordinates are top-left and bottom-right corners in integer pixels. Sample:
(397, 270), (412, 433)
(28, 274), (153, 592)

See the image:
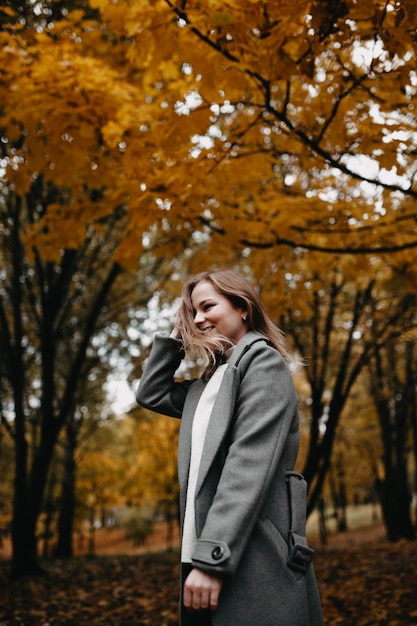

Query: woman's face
(190, 280), (248, 345)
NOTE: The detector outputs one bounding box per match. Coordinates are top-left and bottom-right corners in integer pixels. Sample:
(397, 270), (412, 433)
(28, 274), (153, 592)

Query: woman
(136, 269), (323, 626)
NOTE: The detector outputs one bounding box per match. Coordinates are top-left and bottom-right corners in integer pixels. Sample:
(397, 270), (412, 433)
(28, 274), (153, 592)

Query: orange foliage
(1, 1), (417, 269)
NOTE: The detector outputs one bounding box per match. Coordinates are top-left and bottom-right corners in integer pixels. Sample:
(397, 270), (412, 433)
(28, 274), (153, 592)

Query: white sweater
(181, 361), (230, 563)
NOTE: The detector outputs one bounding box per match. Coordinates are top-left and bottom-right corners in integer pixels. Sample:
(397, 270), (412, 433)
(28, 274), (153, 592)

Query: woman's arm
(136, 334), (192, 418)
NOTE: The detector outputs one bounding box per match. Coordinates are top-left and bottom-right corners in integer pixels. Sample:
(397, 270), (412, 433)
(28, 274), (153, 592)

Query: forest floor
(0, 521), (416, 625)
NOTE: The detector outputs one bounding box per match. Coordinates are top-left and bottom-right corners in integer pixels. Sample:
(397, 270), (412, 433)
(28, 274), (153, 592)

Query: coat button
(211, 546), (224, 560)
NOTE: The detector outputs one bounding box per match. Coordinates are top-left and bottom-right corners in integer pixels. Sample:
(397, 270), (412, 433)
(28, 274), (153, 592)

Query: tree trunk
(55, 420), (77, 558)
(11, 471), (41, 577)
(328, 462), (348, 533)
(11, 414), (61, 576)
(376, 471), (415, 541)
(11, 516), (41, 577)
(406, 342), (417, 532)
(369, 340), (416, 542)
(41, 470), (58, 559)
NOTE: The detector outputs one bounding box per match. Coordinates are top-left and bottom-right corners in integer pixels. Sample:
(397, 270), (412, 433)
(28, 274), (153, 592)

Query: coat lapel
(195, 332), (267, 498)
(194, 366), (239, 497)
(177, 379), (205, 497)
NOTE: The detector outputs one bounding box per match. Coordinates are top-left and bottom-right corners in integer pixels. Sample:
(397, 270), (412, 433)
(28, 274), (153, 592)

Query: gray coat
(136, 331), (324, 626)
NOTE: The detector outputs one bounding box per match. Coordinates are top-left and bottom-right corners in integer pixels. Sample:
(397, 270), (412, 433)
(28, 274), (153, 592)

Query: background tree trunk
(369, 339), (416, 541)
(55, 419), (77, 558)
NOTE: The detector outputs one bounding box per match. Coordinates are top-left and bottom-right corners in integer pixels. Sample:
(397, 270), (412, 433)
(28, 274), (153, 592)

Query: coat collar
(228, 330), (271, 367)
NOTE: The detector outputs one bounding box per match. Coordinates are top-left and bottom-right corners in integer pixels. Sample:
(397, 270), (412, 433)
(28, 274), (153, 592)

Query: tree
(74, 408), (180, 548)
(0, 426), (13, 543)
(129, 410), (180, 531)
(2, 0), (417, 573)
(75, 419), (127, 554)
(105, 409), (180, 520)
(86, 0), (417, 259)
(0, 195), (121, 574)
(0, 169), (181, 574)
(274, 253), (416, 516)
(2, 1), (417, 268)
(55, 417), (78, 558)
(54, 376), (113, 558)
(368, 326), (416, 540)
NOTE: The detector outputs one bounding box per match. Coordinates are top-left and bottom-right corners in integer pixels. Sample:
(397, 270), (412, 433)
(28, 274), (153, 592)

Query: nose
(194, 310), (205, 326)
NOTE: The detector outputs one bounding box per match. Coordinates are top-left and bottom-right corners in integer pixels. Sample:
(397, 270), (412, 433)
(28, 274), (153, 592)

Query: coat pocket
(257, 517), (303, 582)
(257, 518), (288, 562)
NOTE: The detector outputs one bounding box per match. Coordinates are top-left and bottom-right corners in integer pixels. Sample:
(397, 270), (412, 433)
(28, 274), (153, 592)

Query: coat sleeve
(136, 334), (192, 418)
(191, 342), (300, 575)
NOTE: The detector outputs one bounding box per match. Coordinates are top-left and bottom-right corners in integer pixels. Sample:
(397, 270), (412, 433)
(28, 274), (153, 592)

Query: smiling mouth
(202, 326), (215, 334)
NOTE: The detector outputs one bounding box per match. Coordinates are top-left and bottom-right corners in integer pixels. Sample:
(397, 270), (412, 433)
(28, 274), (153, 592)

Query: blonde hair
(175, 269), (292, 378)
